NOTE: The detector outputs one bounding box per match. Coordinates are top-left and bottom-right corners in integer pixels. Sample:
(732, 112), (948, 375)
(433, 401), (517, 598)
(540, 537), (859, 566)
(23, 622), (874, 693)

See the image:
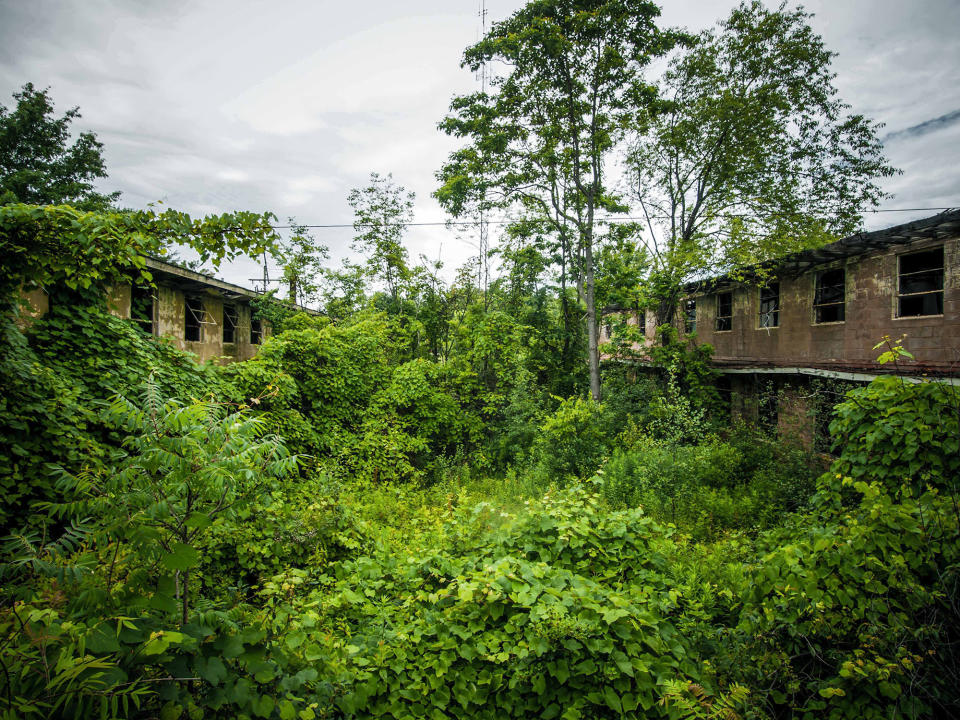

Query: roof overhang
(145, 257), (263, 300)
(685, 209), (960, 294)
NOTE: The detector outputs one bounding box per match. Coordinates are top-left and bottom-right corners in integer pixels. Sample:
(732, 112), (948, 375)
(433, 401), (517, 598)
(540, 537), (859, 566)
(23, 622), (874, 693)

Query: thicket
(0, 74), (955, 720)
(2, 272), (958, 717)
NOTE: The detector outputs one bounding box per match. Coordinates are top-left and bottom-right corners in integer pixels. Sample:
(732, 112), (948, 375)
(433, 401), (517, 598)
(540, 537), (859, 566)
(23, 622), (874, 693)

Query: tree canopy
(437, 0), (681, 400)
(628, 1), (897, 325)
(0, 83), (120, 210)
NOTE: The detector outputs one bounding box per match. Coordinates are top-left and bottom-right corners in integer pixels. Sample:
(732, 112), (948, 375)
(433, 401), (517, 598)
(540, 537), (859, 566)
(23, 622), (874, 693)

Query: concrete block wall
(692, 236), (960, 373)
(143, 286), (267, 363)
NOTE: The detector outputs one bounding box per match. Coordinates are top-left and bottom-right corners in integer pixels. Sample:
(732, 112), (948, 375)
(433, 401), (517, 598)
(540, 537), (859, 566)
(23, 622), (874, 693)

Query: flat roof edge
(719, 366), (960, 385)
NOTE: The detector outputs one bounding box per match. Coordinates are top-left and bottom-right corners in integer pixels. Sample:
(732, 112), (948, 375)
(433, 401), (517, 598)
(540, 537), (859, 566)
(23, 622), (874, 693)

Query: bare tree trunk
(584, 237), (601, 402)
(181, 569), (189, 626)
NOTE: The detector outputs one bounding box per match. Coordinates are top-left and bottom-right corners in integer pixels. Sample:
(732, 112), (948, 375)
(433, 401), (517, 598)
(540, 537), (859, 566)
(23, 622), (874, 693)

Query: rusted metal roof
(144, 256), (321, 315)
(688, 209), (960, 293)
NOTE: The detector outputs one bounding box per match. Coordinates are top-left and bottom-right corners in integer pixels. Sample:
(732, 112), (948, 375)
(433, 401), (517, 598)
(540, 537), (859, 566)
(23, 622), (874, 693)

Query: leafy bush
(198, 472), (364, 600)
(0, 302), (226, 531)
(230, 319), (480, 482)
(530, 396), (611, 481)
(1, 385), (317, 720)
(290, 484), (713, 720)
(830, 376), (960, 494)
(717, 479), (960, 718)
(600, 433), (817, 539)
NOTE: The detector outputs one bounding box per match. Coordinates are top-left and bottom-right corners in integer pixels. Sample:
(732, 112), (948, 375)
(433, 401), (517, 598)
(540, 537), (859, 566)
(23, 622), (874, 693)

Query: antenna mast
(477, 0), (490, 308)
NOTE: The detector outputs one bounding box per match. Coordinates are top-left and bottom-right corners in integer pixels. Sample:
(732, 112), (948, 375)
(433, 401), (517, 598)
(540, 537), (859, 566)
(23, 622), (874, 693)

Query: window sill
(893, 314), (944, 320)
(713, 329), (733, 334)
(812, 320), (846, 326)
(755, 326), (780, 331)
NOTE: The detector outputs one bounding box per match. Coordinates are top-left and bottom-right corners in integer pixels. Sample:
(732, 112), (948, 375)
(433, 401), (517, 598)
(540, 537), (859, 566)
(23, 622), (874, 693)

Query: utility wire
(258, 206), (957, 231)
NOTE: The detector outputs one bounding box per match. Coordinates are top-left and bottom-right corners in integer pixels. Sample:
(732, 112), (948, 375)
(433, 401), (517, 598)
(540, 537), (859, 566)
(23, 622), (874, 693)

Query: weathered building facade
(27, 257), (272, 363)
(601, 210), (960, 445)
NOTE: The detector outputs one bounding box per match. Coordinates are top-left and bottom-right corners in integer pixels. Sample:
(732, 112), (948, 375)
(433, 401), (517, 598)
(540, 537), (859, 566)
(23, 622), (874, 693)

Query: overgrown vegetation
(3, 2), (956, 719)
(3, 271), (957, 718)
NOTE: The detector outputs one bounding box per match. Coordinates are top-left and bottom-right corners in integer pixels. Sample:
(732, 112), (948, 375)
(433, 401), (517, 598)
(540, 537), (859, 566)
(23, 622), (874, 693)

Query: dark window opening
(185, 295), (204, 342)
(715, 292), (733, 331)
(814, 404), (835, 454)
(715, 375), (733, 417)
(250, 316), (262, 345)
(131, 285), (155, 335)
(223, 304), (238, 344)
(684, 299), (696, 334)
(637, 309), (646, 336)
(814, 268), (846, 323)
(758, 388), (779, 430)
(604, 321), (612, 339)
(759, 283), (780, 328)
(898, 247), (944, 317)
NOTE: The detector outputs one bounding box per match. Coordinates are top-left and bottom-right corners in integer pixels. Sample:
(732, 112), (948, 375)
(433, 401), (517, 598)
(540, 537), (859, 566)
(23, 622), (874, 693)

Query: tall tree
(628, 1), (897, 328)
(279, 218), (329, 307)
(437, 0), (678, 401)
(0, 83), (120, 210)
(348, 172), (414, 308)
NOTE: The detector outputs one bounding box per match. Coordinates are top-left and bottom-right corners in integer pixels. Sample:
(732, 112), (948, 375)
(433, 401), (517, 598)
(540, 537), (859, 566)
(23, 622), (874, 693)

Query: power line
(262, 206), (957, 231)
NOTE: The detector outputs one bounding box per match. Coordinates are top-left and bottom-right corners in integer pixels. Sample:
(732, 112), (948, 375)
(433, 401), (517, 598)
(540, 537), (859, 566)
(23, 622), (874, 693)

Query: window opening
(715, 292), (732, 331)
(898, 247), (944, 317)
(814, 268), (845, 323)
(223, 304), (238, 344)
(131, 285), (155, 335)
(758, 383), (779, 430)
(250, 316), (263, 344)
(184, 295), (206, 342)
(637, 309), (646, 336)
(759, 283), (780, 328)
(684, 299), (696, 334)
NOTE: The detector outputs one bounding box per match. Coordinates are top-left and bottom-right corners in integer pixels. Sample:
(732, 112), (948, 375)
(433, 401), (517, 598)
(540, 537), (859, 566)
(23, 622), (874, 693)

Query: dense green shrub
(198, 472), (364, 600)
(0, 387), (318, 720)
(715, 479), (960, 718)
(286, 485), (713, 720)
(600, 433), (817, 539)
(530, 396), (611, 481)
(0, 302), (226, 530)
(229, 319), (480, 482)
(830, 376), (960, 494)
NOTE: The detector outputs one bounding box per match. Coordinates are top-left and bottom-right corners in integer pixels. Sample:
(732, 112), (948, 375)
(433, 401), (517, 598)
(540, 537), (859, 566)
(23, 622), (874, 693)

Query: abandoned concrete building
(601, 209), (960, 446)
(25, 256), (272, 363)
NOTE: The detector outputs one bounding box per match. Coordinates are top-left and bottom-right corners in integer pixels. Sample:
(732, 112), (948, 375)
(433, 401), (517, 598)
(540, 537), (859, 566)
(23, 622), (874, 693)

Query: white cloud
(0, 0), (957, 288)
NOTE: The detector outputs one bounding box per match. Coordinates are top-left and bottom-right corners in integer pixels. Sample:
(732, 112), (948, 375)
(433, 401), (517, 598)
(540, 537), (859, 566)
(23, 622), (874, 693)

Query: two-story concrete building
(25, 256), (274, 363)
(601, 209), (960, 445)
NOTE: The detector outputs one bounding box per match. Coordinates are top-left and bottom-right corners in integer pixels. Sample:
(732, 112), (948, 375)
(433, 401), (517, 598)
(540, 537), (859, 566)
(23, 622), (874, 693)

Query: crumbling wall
(694, 236), (960, 373)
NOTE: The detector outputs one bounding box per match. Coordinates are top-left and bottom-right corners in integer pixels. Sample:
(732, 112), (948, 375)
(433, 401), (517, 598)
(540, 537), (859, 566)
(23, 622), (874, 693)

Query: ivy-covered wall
(21, 275), (271, 364)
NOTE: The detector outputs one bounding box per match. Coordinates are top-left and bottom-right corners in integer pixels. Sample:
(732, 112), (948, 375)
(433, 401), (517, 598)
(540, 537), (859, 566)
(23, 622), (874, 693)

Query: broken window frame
(184, 294), (211, 342)
(223, 304), (239, 344)
(757, 380), (779, 431)
(250, 316), (263, 345)
(637, 308), (646, 337)
(813, 268), (846, 324)
(897, 247), (944, 317)
(131, 284), (156, 335)
(684, 298), (697, 334)
(715, 292), (733, 332)
(758, 282), (780, 328)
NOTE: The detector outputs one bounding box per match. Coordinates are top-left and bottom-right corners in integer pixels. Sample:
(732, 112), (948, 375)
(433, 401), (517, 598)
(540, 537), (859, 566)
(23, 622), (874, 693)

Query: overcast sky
(2, 0), (959, 291)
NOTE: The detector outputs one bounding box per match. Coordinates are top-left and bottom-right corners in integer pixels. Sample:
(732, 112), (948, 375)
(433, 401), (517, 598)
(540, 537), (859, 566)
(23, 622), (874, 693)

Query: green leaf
(162, 542), (199, 571)
(253, 694), (276, 718)
(160, 702), (183, 720)
(603, 686), (622, 713)
(201, 656), (227, 686)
